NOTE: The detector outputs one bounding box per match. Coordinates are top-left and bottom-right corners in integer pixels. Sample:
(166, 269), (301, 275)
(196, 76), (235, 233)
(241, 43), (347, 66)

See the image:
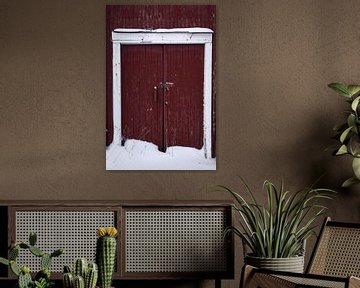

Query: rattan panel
(310, 226), (360, 277)
(277, 275), (345, 288)
(125, 210), (227, 273)
(15, 211), (115, 272)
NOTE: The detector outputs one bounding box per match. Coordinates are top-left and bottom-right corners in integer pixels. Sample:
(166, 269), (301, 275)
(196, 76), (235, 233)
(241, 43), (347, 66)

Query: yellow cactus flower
(96, 227), (118, 237)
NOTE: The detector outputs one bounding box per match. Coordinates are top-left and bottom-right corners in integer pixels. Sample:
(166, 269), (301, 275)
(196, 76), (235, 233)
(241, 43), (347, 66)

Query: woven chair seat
(241, 218), (360, 288)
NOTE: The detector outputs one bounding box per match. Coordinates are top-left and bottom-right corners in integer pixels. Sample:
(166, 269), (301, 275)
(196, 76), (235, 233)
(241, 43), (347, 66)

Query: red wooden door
(165, 45), (204, 150)
(121, 45), (164, 148)
(121, 44), (204, 151)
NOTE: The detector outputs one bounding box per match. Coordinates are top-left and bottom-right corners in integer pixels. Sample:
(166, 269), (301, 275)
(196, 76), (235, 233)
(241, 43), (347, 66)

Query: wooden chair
(241, 217), (360, 288)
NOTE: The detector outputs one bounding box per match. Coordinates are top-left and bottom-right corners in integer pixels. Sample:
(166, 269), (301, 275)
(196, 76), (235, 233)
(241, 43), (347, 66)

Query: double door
(121, 44), (204, 152)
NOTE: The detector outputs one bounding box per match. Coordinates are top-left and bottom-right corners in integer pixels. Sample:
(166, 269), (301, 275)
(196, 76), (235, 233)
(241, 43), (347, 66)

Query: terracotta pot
(245, 254), (305, 273)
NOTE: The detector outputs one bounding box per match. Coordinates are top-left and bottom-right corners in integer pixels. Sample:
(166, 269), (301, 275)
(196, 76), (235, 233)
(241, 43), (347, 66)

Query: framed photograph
(106, 5), (216, 170)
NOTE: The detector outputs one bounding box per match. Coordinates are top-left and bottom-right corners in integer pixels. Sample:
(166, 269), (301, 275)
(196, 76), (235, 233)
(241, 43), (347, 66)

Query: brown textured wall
(1, 0), (360, 287)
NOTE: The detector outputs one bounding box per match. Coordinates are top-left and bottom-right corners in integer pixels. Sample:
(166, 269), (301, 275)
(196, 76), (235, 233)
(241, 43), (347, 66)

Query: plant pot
(245, 254), (304, 273)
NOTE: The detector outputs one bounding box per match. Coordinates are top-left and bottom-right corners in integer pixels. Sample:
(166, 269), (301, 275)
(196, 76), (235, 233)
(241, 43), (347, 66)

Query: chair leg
(240, 265), (255, 288)
(215, 278), (221, 288)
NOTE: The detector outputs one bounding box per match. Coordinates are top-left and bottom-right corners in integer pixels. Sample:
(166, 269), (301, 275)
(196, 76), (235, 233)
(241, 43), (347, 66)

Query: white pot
(245, 254), (305, 273)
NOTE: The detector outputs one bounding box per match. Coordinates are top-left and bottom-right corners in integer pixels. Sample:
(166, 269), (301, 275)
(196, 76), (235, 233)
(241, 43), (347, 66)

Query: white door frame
(112, 28), (213, 159)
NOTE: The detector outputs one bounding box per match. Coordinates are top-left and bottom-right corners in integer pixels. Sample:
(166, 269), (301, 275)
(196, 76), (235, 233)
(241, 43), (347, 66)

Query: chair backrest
(307, 217), (360, 277)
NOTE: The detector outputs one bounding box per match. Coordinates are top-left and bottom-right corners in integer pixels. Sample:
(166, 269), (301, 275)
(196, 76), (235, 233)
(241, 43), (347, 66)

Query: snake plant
(220, 178), (335, 258)
(328, 83), (360, 187)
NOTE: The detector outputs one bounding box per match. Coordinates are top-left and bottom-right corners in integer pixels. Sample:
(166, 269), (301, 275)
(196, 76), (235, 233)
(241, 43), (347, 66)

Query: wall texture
(1, 0), (360, 287)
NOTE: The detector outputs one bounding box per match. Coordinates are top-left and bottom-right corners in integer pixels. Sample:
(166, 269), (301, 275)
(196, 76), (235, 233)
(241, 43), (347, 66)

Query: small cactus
(19, 243), (29, 249)
(41, 253), (52, 270)
(9, 246), (19, 260)
(96, 227), (118, 288)
(29, 245), (44, 257)
(85, 263), (98, 288)
(29, 232), (37, 246)
(35, 268), (50, 281)
(74, 258), (88, 279)
(10, 260), (20, 276)
(63, 259), (98, 288)
(74, 275), (85, 288)
(0, 232), (63, 288)
(51, 248), (64, 257)
(63, 273), (74, 288)
(18, 269), (32, 288)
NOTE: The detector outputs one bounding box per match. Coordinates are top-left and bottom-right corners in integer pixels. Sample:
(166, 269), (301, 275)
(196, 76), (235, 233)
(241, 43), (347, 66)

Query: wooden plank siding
(106, 5), (216, 157)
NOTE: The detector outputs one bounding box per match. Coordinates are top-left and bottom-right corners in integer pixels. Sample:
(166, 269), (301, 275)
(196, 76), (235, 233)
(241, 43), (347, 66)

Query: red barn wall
(106, 5), (216, 157)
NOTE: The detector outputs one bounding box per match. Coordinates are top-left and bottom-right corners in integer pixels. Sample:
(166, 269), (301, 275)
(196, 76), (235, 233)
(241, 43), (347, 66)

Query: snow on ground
(106, 139), (216, 170)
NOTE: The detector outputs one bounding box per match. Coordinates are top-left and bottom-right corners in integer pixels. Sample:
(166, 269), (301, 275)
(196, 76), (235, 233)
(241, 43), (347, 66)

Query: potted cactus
(62, 258), (98, 288)
(96, 227), (118, 288)
(0, 232), (63, 288)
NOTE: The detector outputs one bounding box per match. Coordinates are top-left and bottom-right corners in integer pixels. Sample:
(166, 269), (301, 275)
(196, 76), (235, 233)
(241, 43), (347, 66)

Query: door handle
(165, 82), (174, 91)
(153, 86), (158, 102)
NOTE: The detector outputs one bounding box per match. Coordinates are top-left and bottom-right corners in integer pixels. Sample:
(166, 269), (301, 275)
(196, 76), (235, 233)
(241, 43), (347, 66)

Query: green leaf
(349, 135), (360, 157)
(0, 257), (9, 266)
(352, 157), (360, 179)
(352, 96), (360, 111)
(340, 126), (353, 143)
(342, 177), (360, 188)
(336, 144), (348, 155)
(347, 114), (356, 128)
(328, 83), (351, 97)
(347, 85), (360, 97)
(221, 179), (335, 258)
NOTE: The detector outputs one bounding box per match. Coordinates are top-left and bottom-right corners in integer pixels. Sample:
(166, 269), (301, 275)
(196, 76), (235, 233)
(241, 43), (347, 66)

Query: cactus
(29, 245), (44, 257)
(19, 243), (30, 249)
(85, 263), (98, 288)
(10, 260), (20, 276)
(35, 268), (51, 281)
(29, 232), (37, 246)
(51, 248), (64, 257)
(63, 260), (98, 288)
(0, 232), (63, 288)
(62, 266), (74, 288)
(74, 275), (85, 288)
(96, 227), (118, 288)
(63, 272), (74, 288)
(18, 270), (32, 288)
(41, 253), (52, 270)
(9, 246), (19, 260)
(64, 265), (72, 273)
(74, 258), (88, 279)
